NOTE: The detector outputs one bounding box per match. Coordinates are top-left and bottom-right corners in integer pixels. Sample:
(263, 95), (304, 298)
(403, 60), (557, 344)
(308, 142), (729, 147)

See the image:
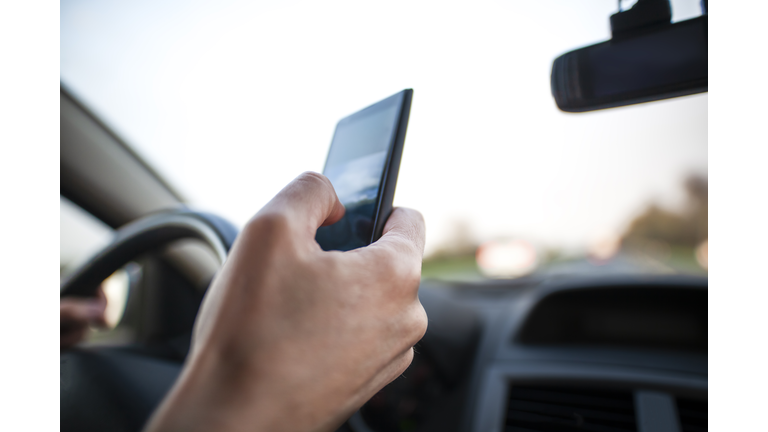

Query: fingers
(363, 207), (426, 263)
(60, 296), (107, 325)
(95, 284), (107, 305)
(61, 293), (108, 349)
(257, 172), (346, 238)
(92, 286), (108, 326)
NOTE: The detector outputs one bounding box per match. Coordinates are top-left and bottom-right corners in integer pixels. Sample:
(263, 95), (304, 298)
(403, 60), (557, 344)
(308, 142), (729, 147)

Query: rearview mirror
(551, 8), (707, 113)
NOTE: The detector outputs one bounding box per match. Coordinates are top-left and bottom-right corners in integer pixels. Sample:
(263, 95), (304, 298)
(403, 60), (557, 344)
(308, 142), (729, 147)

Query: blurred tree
(421, 219), (482, 280)
(426, 219), (478, 260)
(684, 175), (708, 243)
(621, 174), (708, 248)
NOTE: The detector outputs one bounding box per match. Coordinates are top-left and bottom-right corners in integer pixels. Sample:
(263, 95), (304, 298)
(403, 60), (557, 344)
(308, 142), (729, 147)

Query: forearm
(144, 350), (353, 432)
(143, 352), (272, 432)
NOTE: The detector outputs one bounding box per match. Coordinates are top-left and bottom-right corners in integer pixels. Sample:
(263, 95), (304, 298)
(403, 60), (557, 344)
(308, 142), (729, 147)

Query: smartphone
(315, 89), (413, 251)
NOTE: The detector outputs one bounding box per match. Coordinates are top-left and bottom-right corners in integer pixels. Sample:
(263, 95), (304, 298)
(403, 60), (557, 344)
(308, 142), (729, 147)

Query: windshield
(61, 0), (707, 281)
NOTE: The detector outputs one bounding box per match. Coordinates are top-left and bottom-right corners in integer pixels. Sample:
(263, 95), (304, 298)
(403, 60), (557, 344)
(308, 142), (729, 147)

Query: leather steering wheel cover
(60, 210), (238, 298)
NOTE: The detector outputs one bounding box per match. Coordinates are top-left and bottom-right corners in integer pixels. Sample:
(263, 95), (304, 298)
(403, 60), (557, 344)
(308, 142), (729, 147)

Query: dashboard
(351, 274), (707, 432)
(61, 269), (707, 432)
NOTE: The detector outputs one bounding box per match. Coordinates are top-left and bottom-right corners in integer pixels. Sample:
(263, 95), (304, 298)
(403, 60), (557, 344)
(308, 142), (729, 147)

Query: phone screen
(315, 99), (401, 251)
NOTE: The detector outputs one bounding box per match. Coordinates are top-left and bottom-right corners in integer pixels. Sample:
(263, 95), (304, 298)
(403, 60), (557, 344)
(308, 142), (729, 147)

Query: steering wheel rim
(60, 209), (239, 298)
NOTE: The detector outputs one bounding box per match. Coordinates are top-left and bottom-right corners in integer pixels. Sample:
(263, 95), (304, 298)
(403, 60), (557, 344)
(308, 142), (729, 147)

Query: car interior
(60, 1), (707, 431)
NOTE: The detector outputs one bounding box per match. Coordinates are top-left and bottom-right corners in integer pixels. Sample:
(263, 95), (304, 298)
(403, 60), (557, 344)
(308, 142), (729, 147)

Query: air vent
(676, 398), (707, 432)
(505, 385), (636, 432)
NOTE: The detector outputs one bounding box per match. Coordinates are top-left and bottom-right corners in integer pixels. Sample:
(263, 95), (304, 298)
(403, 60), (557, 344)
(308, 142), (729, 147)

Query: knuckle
(378, 252), (401, 276)
(394, 231), (424, 264)
(397, 348), (415, 373)
(296, 171), (337, 209)
(407, 259), (423, 284)
(392, 208), (425, 243)
(297, 171), (331, 189)
(399, 258), (423, 290)
(373, 255), (421, 303)
(398, 301), (428, 348)
(403, 302), (428, 344)
(399, 207), (425, 229)
(378, 247), (421, 282)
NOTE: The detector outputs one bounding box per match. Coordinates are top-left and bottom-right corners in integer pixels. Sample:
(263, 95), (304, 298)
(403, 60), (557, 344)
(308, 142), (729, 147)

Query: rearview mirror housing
(551, 14), (707, 113)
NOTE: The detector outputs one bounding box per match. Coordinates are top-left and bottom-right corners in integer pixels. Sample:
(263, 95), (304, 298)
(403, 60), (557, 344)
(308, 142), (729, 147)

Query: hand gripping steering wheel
(60, 209), (239, 432)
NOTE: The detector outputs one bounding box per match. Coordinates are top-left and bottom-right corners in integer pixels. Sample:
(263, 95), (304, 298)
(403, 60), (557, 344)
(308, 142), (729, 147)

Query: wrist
(144, 350), (268, 432)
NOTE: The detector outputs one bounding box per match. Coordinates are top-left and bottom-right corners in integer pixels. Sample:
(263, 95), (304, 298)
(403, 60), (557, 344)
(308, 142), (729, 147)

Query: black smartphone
(315, 89), (413, 251)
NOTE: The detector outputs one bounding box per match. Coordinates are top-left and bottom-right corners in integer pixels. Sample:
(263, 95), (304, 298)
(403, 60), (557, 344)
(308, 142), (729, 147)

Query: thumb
(257, 172), (345, 240)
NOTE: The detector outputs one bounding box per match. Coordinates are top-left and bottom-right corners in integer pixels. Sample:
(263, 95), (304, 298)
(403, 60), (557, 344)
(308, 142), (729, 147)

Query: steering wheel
(60, 209), (239, 432)
(60, 209), (238, 298)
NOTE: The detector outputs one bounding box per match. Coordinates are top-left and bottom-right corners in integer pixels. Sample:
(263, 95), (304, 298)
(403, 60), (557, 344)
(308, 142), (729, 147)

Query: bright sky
(60, 0), (707, 256)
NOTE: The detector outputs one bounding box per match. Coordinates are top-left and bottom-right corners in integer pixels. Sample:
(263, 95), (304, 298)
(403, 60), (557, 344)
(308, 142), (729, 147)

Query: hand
(144, 172), (427, 432)
(60, 286), (107, 349)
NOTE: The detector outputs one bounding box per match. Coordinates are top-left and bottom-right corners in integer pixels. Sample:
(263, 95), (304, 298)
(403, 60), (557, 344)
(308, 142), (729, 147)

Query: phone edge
(371, 88), (413, 243)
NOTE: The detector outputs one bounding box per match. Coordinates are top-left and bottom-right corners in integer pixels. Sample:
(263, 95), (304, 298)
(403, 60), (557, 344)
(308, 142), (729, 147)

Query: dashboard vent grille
(676, 398), (707, 432)
(505, 385), (636, 432)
